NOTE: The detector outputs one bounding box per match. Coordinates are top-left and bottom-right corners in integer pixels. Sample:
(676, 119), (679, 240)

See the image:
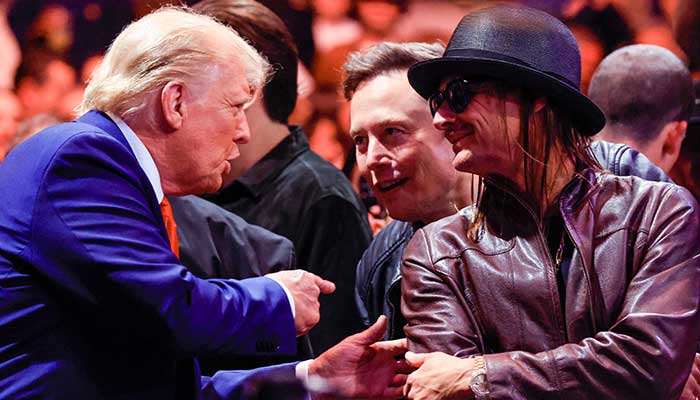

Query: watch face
(471, 373), (489, 396)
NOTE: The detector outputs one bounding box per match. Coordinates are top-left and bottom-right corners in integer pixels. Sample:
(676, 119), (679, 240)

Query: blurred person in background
(589, 44), (694, 173)
(14, 50), (76, 119)
(311, 0), (361, 54)
(0, 88), (21, 161)
(0, 0), (19, 89)
(670, 80), (700, 200)
(9, 0), (133, 69)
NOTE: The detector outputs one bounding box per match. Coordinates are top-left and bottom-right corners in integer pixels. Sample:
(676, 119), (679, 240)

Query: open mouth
(375, 178), (409, 192)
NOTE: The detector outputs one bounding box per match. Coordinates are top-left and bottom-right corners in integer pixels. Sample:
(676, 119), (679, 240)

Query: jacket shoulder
(357, 221), (413, 283)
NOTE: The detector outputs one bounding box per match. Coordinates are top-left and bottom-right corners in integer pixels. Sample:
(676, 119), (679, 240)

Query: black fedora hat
(408, 6), (605, 136)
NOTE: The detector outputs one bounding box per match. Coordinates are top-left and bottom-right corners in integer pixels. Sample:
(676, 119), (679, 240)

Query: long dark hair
(468, 84), (600, 240)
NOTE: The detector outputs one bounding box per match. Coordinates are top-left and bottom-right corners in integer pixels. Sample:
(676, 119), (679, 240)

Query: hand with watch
(403, 352), (490, 400)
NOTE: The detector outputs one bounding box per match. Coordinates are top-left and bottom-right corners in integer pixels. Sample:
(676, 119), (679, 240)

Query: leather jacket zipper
(486, 181), (569, 345)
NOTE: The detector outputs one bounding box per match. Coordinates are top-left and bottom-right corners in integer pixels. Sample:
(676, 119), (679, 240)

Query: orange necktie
(159, 197), (180, 258)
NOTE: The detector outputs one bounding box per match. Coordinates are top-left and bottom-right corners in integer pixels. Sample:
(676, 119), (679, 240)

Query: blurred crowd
(0, 0), (698, 232)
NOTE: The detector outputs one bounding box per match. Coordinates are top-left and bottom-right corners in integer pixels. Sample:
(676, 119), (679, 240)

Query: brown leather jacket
(402, 169), (700, 399)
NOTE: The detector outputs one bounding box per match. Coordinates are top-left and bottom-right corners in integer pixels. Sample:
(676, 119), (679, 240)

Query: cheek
(356, 153), (369, 177)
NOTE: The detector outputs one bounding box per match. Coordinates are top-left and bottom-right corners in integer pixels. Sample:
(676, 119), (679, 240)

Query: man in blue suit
(0, 7), (407, 399)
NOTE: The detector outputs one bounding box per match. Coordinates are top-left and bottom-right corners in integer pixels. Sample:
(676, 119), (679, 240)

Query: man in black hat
(399, 6), (700, 400)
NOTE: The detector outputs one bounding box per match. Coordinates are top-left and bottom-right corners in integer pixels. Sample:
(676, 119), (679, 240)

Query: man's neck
(222, 100), (290, 187)
(542, 157), (577, 216)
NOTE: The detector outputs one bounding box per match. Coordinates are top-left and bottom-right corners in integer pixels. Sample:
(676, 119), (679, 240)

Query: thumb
(314, 275), (336, 294)
(352, 315), (388, 345)
(405, 351), (428, 367)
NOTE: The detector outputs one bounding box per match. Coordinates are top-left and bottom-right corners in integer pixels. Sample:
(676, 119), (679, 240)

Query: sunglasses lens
(429, 93), (443, 117)
(446, 80), (471, 114)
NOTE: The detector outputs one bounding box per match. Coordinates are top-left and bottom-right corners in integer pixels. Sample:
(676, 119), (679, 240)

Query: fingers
(352, 315), (388, 345)
(312, 274), (336, 294)
(405, 351), (428, 367)
(380, 386), (406, 399)
(371, 338), (408, 356)
(391, 373), (408, 387)
(395, 359), (415, 375)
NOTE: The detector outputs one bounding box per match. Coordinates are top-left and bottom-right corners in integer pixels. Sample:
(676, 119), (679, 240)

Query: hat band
(443, 48), (579, 90)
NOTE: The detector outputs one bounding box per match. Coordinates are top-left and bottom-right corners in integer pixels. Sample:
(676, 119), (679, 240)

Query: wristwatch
(470, 356), (490, 399)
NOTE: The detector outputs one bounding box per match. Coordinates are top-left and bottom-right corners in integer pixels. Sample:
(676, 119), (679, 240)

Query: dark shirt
(205, 126), (372, 354)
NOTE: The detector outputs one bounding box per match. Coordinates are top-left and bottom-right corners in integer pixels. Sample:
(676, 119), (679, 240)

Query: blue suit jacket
(0, 111), (297, 399)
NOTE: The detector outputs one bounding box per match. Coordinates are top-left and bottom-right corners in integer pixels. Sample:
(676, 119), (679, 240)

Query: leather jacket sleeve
(402, 185), (700, 399)
(401, 228), (484, 358)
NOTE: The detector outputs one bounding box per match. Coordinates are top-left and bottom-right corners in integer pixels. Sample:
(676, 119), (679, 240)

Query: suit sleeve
(200, 362), (301, 399)
(34, 132), (296, 357)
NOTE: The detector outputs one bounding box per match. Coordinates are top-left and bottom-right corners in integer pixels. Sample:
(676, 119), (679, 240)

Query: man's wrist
(470, 355), (490, 399)
(266, 276), (296, 318)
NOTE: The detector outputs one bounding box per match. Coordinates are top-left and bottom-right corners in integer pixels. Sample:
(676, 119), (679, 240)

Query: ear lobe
(161, 81), (185, 130)
(662, 120), (687, 157)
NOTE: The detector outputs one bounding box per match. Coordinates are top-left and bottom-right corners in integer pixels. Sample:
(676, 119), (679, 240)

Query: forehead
(206, 60), (253, 102)
(350, 72), (431, 132)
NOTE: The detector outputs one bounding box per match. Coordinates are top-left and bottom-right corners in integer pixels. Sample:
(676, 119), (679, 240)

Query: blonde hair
(80, 7), (269, 122)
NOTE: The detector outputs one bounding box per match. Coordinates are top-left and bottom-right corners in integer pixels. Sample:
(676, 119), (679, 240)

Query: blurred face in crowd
(356, 0), (401, 34)
(432, 76), (524, 183)
(160, 59), (252, 195)
(0, 90), (22, 157)
(350, 70), (461, 223)
(313, 0), (352, 20)
(17, 59), (76, 118)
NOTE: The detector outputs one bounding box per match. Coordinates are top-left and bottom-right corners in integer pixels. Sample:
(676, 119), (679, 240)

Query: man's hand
(266, 270), (335, 336)
(681, 353), (700, 400)
(403, 351), (474, 400)
(308, 316), (409, 399)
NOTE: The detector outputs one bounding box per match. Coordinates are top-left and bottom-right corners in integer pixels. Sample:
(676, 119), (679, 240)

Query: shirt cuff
(296, 359), (312, 386)
(266, 276), (296, 318)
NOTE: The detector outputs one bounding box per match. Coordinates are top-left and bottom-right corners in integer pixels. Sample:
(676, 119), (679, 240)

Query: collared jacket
(354, 141), (671, 341)
(401, 170), (700, 399)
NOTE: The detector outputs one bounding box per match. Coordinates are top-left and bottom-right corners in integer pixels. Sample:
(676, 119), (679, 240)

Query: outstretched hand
(308, 316), (410, 399)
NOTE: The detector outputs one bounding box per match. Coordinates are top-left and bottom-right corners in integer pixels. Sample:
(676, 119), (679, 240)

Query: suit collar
(76, 110), (164, 203)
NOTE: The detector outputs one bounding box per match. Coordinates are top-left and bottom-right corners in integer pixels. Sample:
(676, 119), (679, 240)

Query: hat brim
(408, 56), (605, 136)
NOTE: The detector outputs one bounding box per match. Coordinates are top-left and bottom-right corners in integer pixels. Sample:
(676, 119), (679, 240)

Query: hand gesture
(266, 270), (335, 336)
(308, 316), (409, 399)
(403, 351), (474, 400)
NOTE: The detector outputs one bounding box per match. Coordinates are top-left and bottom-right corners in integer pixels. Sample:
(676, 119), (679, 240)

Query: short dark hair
(192, 0), (298, 124)
(14, 50), (68, 88)
(588, 44), (694, 146)
(341, 41), (444, 101)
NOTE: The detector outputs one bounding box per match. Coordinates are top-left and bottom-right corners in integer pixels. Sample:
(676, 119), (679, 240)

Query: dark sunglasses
(428, 78), (482, 117)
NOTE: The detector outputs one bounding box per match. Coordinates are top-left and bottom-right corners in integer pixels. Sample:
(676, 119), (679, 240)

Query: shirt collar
(107, 112), (164, 203)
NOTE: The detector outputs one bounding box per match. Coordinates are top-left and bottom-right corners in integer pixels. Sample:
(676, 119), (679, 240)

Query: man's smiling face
(349, 71), (460, 223)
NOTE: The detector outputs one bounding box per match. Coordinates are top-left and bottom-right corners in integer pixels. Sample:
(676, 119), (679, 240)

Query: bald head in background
(589, 44), (694, 173)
